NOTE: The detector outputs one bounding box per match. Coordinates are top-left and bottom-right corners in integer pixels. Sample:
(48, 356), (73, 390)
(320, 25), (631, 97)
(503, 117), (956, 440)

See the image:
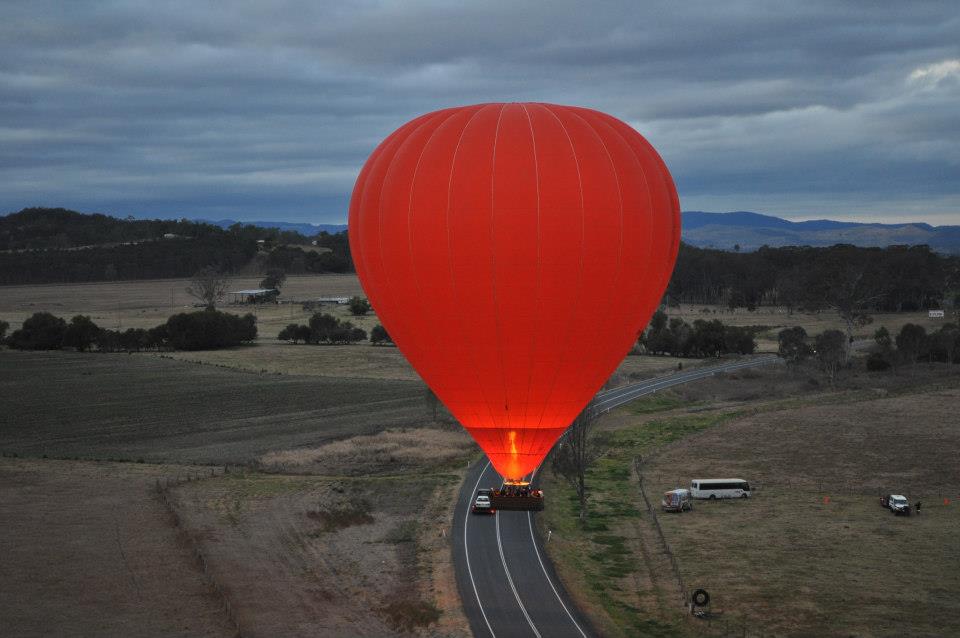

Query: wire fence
(634, 457), (689, 605)
(154, 466), (244, 638)
(635, 456), (784, 638)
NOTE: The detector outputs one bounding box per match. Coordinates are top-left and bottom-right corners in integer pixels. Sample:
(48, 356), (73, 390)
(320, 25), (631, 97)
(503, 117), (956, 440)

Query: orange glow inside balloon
(349, 103), (680, 480)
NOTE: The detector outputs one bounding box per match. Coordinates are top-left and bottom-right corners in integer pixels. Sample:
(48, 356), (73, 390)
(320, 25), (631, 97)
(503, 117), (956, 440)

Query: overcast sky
(2, 1), (959, 225)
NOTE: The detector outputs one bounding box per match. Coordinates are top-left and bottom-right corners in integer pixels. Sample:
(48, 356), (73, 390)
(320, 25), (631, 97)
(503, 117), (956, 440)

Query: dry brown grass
(259, 426), (477, 476)
(171, 466), (472, 637)
(0, 273), (363, 331)
(0, 458), (235, 637)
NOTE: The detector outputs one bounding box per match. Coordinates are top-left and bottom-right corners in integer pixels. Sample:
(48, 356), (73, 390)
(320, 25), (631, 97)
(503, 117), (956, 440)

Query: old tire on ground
(692, 589), (710, 607)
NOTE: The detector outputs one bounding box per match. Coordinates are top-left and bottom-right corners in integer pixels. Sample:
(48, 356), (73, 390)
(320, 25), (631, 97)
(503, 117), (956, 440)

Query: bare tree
(424, 388), (441, 422)
(550, 403), (605, 523)
(815, 329), (847, 385)
(185, 266), (229, 310)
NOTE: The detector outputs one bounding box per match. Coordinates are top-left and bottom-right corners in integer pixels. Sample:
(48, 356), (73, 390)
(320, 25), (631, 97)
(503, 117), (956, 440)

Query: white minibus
(690, 478), (751, 499)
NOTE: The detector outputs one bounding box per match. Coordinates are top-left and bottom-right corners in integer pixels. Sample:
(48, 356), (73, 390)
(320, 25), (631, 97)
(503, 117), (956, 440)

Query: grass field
(0, 347), (477, 636)
(4, 275), (956, 636)
(540, 363), (960, 637)
(0, 349), (427, 463)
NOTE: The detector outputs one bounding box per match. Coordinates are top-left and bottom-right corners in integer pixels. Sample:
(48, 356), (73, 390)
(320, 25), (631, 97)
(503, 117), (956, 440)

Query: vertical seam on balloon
(444, 106), (499, 436)
(599, 113), (659, 332)
(533, 104), (586, 434)
(351, 126), (404, 303)
(488, 103), (511, 475)
(357, 118), (424, 348)
(567, 109), (625, 410)
(518, 103), (541, 473)
(404, 108), (462, 416)
(621, 126), (673, 297)
(353, 118), (424, 329)
(375, 112), (447, 364)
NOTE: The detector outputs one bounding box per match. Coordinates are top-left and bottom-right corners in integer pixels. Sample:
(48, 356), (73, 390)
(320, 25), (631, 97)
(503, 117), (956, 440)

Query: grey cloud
(0, 0), (958, 223)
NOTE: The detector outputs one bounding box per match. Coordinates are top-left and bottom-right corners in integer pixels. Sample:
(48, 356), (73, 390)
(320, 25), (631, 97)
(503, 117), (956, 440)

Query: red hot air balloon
(349, 103), (680, 481)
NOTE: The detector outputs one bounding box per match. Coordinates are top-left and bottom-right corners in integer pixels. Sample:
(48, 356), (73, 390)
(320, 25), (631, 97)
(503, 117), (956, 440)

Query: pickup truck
(880, 494), (911, 516)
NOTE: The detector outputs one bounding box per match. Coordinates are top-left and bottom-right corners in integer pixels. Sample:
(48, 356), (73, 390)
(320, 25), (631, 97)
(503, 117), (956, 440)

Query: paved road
(452, 355), (783, 637)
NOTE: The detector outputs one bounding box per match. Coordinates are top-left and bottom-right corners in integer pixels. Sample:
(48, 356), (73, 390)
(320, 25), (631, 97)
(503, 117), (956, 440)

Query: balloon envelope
(349, 103), (680, 479)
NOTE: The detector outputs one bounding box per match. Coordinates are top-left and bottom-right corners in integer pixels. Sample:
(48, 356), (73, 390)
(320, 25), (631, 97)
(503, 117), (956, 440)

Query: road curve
(452, 355), (783, 637)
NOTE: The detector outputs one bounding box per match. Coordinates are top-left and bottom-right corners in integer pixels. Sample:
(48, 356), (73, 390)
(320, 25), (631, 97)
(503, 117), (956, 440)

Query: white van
(690, 479), (751, 499)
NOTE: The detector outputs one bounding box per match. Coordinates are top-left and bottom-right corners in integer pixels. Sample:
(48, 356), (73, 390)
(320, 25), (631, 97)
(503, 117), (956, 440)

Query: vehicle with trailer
(880, 494), (911, 516)
(662, 488), (693, 512)
(690, 478), (751, 500)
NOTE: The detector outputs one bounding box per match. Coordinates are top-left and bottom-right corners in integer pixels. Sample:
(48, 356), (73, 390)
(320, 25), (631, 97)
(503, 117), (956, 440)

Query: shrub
(370, 324), (392, 345)
(348, 296), (371, 316)
(866, 351), (892, 371)
(778, 326), (812, 365)
(62, 315), (102, 352)
(278, 323), (302, 343)
(7, 312), (67, 350)
(379, 599), (441, 633)
(163, 310), (257, 350)
(118, 328), (152, 351)
(895, 323), (926, 364)
(308, 313), (365, 344)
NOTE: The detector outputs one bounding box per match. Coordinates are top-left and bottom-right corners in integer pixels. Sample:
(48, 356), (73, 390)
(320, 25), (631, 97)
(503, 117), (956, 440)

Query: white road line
(525, 513), (588, 638)
(496, 509), (542, 638)
(526, 466), (589, 638)
(464, 461), (497, 638)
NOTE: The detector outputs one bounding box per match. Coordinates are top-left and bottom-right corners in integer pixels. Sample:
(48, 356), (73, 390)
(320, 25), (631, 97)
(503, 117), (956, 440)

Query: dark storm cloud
(1, 0), (958, 223)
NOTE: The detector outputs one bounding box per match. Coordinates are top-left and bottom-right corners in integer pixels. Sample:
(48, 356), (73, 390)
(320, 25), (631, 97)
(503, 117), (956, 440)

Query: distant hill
(682, 211), (960, 254)
(199, 211), (960, 253)
(199, 219), (347, 235)
(0, 208), (352, 285)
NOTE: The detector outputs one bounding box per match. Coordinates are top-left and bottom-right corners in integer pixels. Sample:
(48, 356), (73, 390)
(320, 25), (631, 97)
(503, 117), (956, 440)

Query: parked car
(880, 494), (911, 516)
(661, 488), (693, 512)
(471, 490), (495, 515)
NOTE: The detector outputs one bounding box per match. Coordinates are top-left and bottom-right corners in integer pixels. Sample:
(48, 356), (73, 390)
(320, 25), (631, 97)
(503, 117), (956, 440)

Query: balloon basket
(491, 483), (545, 511)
